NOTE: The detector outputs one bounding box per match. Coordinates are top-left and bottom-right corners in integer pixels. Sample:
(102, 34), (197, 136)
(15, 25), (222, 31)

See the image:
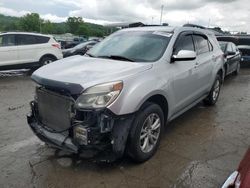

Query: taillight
(52, 43), (61, 49)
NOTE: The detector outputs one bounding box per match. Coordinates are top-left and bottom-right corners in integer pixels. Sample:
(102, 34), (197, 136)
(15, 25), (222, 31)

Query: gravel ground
(0, 68), (249, 188)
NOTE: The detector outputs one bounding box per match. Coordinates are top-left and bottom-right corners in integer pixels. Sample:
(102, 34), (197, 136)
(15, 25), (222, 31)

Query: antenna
(160, 5), (164, 25)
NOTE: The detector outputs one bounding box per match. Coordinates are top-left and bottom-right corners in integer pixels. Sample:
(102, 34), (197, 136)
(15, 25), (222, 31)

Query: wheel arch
(139, 93), (169, 122)
(39, 54), (57, 63)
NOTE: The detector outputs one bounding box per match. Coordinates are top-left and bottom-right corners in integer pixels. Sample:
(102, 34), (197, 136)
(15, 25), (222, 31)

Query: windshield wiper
(97, 55), (135, 62)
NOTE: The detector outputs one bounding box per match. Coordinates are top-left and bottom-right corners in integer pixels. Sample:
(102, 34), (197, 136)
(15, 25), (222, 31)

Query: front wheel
(203, 75), (222, 106)
(127, 102), (164, 163)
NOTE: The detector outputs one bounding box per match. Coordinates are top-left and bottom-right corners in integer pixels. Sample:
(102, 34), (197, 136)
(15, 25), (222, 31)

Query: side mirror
(86, 45), (93, 50)
(226, 51), (236, 56)
(171, 50), (197, 62)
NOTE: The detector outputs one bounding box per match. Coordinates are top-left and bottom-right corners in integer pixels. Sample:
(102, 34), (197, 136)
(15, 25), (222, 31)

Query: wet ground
(0, 68), (249, 188)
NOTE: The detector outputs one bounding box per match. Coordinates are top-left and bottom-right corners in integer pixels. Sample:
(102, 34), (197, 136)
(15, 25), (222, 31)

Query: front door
(170, 31), (200, 113)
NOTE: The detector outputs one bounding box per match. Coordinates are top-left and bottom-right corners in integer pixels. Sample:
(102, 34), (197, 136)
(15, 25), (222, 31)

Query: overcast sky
(0, 0), (249, 32)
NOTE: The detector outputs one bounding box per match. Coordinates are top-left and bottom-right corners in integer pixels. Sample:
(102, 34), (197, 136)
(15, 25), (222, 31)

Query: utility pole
(208, 18), (211, 28)
(160, 5), (164, 25)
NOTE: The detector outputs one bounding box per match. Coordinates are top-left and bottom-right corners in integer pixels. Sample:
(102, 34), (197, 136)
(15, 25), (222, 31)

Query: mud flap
(111, 115), (135, 158)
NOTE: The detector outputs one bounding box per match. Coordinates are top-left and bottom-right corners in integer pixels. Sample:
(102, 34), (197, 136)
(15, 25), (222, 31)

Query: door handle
(194, 62), (199, 68)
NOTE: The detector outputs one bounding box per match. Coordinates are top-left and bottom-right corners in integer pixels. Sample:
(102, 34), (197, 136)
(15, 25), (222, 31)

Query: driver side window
(173, 32), (195, 55)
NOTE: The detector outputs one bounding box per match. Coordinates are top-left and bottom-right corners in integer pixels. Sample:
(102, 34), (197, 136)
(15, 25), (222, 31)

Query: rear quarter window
(36, 36), (50, 44)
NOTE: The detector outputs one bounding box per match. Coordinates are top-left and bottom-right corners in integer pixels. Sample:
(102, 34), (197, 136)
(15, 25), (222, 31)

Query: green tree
(66, 17), (83, 34)
(77, 24), (90, 36)
(20, 13), (42, 32)
(42, 20), (54, 34)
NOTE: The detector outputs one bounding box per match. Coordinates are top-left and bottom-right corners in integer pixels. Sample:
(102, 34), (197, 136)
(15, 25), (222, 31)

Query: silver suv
(27, 26), (224, 162)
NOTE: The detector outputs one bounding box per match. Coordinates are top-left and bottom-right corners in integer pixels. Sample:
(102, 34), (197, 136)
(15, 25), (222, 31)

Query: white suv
(0, 32), (63, 70)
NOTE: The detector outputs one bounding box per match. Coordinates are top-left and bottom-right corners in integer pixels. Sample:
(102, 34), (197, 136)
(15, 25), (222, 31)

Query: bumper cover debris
(27, 100), (135, 161)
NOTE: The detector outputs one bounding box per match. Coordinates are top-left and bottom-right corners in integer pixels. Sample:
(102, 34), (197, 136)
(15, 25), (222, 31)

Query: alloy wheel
(212, 79), (220, 101)
(140, 113), (161, 153)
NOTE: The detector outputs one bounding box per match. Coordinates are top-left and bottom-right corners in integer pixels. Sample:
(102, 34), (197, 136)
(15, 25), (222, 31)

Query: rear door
(171, 31), (201, 113)
(231, 43), (241, 70)
(16, 34), (39, 64)
(193, 33), (214, 94)
(0, 34), (18, 66)
(226, 43), (235, 73)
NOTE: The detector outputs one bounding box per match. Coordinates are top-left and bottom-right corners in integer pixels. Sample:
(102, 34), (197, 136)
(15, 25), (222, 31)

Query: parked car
(27, 26), (224, 162)
(63, 37), (87, 49)
(62, 41), (98, 58)
(219, 41), (241, 76)
(238, 45), (250, 64)
(222, 148), (250, 188)
(217, 35), (250, 46)
(0, 32), (63, 70)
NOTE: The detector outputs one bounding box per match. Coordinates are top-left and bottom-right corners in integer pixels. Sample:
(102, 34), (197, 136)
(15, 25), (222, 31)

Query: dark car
(238, 45), (250, 64)
(219, 41), (241, 76)
(63, 37), (87, 49)
(222, 148), (250, 188)
(217, 35), (250, 46)
(62, 41), (98, 58)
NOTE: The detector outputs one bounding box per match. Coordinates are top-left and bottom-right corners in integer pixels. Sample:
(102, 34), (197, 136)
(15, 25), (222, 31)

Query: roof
(118, 26), (215, 36)
(120, 26), (176, 33)
(0, 31), (52, 37)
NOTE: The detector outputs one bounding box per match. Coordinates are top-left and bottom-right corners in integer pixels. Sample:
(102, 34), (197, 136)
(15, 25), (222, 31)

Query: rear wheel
(40, 56), (56, 66)
(127, 102), (164, 163)
(203, 74), (222, 106)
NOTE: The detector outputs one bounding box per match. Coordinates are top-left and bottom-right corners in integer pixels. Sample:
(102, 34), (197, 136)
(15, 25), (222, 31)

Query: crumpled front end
(27, 87), (134, 162)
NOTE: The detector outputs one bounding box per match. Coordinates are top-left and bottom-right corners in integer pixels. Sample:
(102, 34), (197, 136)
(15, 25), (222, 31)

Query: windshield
(88, 31), (172, 62)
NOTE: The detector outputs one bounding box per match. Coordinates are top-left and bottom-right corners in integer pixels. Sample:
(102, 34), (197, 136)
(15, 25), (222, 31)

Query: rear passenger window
(0, 35), (16, 47)
(17, 35), (36, 45)
(173, 33), (195, 55)
(193, 35), (210, 55)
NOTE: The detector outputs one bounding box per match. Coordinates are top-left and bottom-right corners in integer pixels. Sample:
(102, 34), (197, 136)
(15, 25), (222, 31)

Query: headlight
(75, 81), (123, 109)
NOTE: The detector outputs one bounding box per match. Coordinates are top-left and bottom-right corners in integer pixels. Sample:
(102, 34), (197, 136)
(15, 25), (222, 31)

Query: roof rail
(139, 23), (169, 27)
(183, 24), (206, 29)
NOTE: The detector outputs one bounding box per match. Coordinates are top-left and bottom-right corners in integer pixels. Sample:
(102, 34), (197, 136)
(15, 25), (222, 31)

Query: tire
(203, 74), (222, 106)
(127, 102), (164, 163)
(40, 56), (56, 66)
(233, 62), (240, 76)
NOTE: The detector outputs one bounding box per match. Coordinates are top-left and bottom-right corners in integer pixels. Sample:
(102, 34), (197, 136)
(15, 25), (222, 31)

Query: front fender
(107, 68), (172, 116)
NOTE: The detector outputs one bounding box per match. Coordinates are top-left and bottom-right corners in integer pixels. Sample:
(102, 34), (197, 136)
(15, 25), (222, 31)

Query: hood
(32, 55), (152, 94)
(62, 48), (75, 55)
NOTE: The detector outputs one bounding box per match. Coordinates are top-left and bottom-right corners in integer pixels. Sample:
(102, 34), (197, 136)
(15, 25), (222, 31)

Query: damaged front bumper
(27, 100), (134, 161)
